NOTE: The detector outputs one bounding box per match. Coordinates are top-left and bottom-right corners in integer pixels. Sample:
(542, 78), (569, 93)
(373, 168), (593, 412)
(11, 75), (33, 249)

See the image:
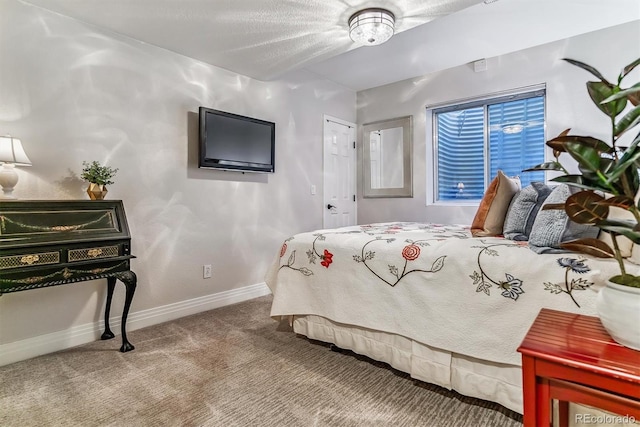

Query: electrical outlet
(203, 264), (212, 279)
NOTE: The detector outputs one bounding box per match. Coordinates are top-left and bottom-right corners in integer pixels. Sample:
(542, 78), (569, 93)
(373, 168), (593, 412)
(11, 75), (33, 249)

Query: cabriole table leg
(117, 271), (137, 352)
(100, 277), (117, 341)
(100, 271), (137, 352)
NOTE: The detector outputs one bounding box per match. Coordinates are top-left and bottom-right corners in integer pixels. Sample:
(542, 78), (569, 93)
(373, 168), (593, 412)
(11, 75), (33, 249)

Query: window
(432, 87), (545, 202)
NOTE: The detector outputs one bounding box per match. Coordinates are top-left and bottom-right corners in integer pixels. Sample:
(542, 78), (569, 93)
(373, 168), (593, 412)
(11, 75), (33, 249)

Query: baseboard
(0, 282), (271, 367)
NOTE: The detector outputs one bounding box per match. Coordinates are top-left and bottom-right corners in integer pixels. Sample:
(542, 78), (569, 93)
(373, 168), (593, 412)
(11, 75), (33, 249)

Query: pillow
(503, 182), (553, 241)
(627, 242), (640, 266)
(528, 184), (600, 254)
(471, 170), (521, 237)
(597, 200), (635, 258)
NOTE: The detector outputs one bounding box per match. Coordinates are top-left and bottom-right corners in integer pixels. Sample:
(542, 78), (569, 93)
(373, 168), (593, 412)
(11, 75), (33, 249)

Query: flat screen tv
(199, 107), (275, 173)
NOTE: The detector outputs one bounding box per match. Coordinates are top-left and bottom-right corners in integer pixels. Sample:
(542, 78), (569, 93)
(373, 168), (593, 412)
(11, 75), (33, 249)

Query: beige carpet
(0, 295), (522, 426)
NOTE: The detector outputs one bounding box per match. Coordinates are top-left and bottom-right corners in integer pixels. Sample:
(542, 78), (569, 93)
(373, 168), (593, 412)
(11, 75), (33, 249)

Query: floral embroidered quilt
(265, 222), (633, 365)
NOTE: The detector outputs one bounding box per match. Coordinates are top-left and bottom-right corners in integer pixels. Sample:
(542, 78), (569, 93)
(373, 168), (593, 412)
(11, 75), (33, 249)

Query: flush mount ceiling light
(501, 124), (525, 134)
(348, 8), (395, 46)
(490, 120), (543, 135)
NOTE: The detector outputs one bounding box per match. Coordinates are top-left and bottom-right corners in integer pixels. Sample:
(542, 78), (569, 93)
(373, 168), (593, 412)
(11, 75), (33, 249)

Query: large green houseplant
(526, 57), (640, 349)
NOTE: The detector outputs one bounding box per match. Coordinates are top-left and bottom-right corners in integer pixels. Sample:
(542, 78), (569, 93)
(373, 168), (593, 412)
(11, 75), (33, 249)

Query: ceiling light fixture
(502, 124), (525, 134)
(348, 8), (395, 46)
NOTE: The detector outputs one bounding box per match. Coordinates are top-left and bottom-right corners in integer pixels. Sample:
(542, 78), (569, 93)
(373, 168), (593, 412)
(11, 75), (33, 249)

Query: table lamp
(0, 135), (32, 199)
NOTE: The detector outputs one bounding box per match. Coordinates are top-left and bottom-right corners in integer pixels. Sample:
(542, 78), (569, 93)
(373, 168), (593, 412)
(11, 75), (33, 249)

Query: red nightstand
(517, 308), (640, 427)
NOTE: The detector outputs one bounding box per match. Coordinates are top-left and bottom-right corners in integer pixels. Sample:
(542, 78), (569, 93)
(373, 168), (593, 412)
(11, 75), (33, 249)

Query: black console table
(0, 200), (137, 352)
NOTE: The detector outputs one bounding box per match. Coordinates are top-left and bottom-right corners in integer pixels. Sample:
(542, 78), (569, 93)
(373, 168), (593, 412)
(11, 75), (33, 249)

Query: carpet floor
(0, 295), (522, 426)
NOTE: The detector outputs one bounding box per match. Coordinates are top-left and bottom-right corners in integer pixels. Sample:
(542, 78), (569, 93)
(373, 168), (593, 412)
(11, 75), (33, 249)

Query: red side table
(517, 308), (640, 427)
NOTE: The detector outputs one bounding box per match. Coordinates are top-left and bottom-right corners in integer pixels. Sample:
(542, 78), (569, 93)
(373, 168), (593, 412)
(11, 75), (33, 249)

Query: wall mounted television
(198, 107), (275, 173)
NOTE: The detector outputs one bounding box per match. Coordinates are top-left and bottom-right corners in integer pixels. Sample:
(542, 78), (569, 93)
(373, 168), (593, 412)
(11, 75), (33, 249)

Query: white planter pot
(596, 281), (640, 351)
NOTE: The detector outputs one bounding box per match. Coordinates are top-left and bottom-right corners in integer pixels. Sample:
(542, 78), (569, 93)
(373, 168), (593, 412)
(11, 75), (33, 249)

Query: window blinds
(435, 91), (545, 201)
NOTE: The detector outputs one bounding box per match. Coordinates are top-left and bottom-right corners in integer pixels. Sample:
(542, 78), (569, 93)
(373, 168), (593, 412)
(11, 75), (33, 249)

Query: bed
(264, 221), (631, 414)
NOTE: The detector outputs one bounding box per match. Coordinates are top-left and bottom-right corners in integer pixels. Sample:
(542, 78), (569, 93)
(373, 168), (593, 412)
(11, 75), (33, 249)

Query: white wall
(356, 20), (640, 225)
(0, 0), (355, 347)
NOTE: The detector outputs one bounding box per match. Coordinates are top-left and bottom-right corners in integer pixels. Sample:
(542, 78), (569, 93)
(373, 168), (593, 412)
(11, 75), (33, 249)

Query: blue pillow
(503, 182), (552, 241)
(528, 184), (599, 253)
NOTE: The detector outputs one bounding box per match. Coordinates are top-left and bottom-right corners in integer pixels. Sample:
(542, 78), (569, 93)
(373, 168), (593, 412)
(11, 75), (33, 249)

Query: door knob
(327, 204), (336, 210)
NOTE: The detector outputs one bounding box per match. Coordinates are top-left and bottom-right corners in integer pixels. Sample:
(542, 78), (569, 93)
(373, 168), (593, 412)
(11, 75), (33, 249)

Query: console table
(517, 308), (640, 427)
(0, 200), (137, 352)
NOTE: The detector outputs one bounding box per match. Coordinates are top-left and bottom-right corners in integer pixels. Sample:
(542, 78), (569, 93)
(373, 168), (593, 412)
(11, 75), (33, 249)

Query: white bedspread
(265, 222), (632, 365)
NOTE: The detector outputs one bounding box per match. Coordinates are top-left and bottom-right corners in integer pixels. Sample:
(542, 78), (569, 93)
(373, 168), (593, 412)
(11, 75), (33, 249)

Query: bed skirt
(292, 314), (523, 414)
(291, 315), (639, 427)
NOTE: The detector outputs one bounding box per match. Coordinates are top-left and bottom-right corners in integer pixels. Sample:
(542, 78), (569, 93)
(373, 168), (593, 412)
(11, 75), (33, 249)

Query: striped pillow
(503, 182), (552, 241)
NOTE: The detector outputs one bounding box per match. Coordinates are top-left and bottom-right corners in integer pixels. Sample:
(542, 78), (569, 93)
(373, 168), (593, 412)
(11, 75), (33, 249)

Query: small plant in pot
(526, 57), (640, 350)
(81, 160), (118, 200)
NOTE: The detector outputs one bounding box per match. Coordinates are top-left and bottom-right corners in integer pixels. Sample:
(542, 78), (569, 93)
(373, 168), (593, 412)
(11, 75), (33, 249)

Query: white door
(323, 115), (356, 228)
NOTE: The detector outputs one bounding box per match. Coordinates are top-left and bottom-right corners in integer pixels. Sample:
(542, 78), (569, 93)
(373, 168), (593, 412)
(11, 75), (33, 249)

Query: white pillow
(598, 204), (634, 258)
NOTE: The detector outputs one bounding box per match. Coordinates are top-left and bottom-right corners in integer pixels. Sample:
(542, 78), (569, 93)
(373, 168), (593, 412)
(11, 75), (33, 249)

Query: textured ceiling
(21, 0), (481, 81)
(306, 0), (640, 90)
(19, 0), (640, 91)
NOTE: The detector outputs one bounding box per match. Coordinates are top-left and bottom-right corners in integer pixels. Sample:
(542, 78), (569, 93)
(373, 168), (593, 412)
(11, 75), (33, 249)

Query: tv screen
(198, 107), (275, 173)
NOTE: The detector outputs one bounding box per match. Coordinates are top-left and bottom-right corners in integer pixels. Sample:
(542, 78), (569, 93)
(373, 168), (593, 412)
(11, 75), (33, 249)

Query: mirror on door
(362, 116), (412, 198)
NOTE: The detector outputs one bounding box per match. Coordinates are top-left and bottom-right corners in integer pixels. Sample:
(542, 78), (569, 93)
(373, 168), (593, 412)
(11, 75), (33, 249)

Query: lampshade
(0, 135), (31, 199)
(348, 8), (395, 46)
(0, 135), (32, 166)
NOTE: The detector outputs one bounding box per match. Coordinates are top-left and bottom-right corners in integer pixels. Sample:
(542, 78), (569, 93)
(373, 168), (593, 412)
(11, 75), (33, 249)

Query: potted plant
(526, 57), (640, 349)
(81, 160), (118, 200)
